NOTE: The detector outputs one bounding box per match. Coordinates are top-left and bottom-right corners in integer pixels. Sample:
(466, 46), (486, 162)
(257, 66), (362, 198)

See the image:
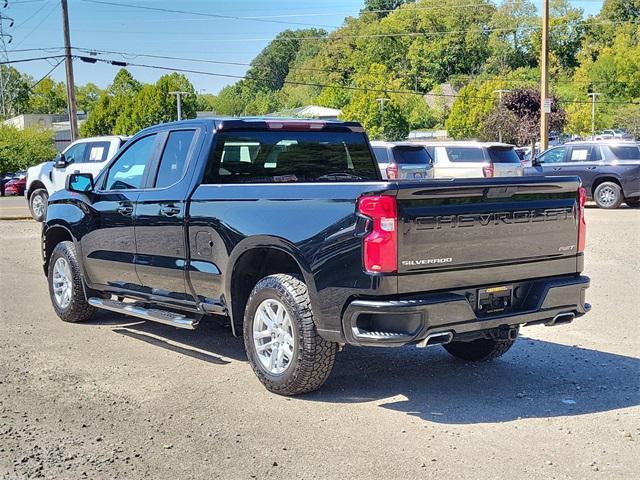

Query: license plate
(477, 285), (513, 314)
(414, 172), (423, 178)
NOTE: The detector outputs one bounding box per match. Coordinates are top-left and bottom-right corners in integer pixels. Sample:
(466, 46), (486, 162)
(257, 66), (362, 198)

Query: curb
(0, 216), (33, 221)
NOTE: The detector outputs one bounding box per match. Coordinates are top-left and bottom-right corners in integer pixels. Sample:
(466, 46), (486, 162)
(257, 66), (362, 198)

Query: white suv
(412, 141), (524, 179)
(25, 136), (128, 221)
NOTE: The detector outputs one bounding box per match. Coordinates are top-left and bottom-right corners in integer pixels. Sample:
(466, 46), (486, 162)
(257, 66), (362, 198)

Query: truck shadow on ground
(91, 311), (639, 424)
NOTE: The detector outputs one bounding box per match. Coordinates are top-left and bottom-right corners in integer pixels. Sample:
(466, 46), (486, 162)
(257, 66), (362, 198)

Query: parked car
(413, 141), (523, 178)
(25, 136), (128, 221)
(370, 141), (434, 180)
(525, 141), (640, 208)
(41, 118), (590, 395)
(601, 129), (632, 140)
(1, 171), (22, 196)
(3, 172), (27, 196)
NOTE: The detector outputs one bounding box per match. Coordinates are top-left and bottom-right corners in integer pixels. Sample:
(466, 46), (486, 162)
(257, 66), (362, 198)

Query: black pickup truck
(43, 118), (590, 395)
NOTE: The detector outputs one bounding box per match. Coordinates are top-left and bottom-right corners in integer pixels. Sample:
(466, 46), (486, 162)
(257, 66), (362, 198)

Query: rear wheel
(625, 198), (640, 208)
(443, 335), (518, 361)
(48, 241), (96, 323)
(594, 181), (622, 209)
(243, 274), (338, 395)
(29, 188), (48, 222)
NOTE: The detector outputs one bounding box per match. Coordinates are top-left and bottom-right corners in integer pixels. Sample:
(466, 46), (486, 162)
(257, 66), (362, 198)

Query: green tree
(114, 73), (197, 135)
(27, 78), (67, 114)
(0, 66), (32, 118)
(362, 0), (408, 18)
(340, 64), (410, 140)
(76, 83), (103, 113)
(601, 0), (640, 22)
(0, 126), (56, 172)
(445, 80), (502, 139)
(81, 69), (141, 136)
(613, 102), (640, 139)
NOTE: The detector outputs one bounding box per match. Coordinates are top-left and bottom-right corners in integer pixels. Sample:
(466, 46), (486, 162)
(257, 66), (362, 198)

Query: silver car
(370, 141), (434, 180)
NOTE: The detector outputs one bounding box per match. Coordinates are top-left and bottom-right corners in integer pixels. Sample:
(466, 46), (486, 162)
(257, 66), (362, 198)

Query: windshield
(488, 147), (521, 164)
(391, 146), (432, 165)
(204, 130), (380, 183)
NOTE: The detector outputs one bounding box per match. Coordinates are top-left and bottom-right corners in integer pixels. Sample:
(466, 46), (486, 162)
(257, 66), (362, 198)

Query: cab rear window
(391, 146), (432, 165)
(204, 131), (380, 183)
(487, 147), (521, 164)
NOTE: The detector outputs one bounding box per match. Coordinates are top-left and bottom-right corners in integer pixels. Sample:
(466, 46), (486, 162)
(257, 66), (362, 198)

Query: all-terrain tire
(443, 336), (518, 361)
(593, 181), (623, 209)
(243, 274), (338, 395)
(29, 188), (48, 222)
(48, 241), (96, 323)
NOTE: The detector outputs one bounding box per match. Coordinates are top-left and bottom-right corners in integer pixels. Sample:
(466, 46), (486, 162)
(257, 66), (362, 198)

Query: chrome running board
(88, 297), (197, 330)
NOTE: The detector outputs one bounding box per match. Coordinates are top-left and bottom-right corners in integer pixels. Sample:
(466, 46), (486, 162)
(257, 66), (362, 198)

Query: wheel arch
(225, 236), (318, 337)
(42, 223), (76, 275)
(27, 179), (48, 199)
(591, 175), (622, 197)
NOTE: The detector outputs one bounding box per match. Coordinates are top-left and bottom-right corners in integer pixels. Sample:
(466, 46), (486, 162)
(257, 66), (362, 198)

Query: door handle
(552, 167), (562, 171)
(117, 204), (133, 216)
(587, 166), (597, 170)
(160, 205), (181, 217)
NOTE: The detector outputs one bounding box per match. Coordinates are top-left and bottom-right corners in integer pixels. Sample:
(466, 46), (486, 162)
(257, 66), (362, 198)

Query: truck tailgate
(396, 177), (582, 277)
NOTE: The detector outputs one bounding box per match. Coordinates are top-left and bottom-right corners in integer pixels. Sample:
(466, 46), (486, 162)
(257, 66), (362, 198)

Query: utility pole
(61, 0), (78, 141)
(376, 97), (388, 138)
(0, 8), (14, 118)
(493, 89), (512, 143)
(169, 91), (189, 121)
(588, 92), (601, 138)
(539, 0), (550, 153)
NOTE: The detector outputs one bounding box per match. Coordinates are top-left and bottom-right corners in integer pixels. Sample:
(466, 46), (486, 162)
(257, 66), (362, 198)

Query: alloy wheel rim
(52, 257), (73, 309)
(598, 186), (616, 206)
(32, 194), (45, 217)
(252, 299), (295, 375)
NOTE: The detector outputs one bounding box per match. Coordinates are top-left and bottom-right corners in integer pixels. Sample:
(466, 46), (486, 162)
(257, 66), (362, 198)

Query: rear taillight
(386, 163), (399, 180)
(482, 163), (494, 178)
(577, 186), (587, 252)
(357, 195), (397, 273)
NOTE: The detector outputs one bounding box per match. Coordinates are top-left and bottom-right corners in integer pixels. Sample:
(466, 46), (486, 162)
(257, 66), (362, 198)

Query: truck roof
(138, 117), (364, 133)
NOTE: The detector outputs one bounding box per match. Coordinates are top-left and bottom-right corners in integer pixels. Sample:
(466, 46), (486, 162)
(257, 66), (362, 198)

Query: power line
(13, 0), (57, 48)
(28, 56), (63, 91)
(0, 54), (65, 63)
(78, 55), (640, 105)
(80, 0), (339, 29)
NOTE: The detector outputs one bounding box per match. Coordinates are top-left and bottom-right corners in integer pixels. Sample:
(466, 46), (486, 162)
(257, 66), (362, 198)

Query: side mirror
(532, 156), (541, 167)
(54, 154), (68, 168)
(66, 173), (94, 193)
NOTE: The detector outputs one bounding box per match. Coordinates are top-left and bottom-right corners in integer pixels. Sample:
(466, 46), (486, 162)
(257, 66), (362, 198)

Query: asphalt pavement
(0, 207), (638, 479)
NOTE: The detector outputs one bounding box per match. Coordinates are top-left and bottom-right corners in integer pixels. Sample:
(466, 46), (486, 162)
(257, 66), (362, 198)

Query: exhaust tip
(546, 312), (575, 327)
(417, 331), (454, 348)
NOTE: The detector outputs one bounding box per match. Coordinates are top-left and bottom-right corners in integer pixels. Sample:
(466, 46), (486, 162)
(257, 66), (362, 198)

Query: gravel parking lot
(1, 207), (638, 480)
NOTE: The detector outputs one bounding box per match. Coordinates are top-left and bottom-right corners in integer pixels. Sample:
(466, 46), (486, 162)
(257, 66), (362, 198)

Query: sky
(4, 0), (604, 95)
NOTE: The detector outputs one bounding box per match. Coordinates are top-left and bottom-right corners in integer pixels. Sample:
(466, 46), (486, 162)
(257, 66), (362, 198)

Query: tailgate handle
(486, 186), (518, 198)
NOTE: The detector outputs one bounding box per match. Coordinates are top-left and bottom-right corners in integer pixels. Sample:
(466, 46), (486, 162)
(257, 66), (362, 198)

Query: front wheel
(443, 335), (518, 361)
(48, 241), (96, 323)
(594, 182), (622, 209)
(29, 188), (48, 222)
(243, 274), (338, 395)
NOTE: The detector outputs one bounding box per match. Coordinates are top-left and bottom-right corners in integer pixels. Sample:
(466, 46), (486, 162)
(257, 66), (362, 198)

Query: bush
(0, 125), (57, 173)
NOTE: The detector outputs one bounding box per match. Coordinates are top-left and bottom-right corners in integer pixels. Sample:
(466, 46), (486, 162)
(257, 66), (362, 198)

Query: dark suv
(526, 141), (640, 208)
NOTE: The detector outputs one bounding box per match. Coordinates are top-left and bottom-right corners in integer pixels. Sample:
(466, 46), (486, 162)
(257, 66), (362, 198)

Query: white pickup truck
(25, 136), (128, 221)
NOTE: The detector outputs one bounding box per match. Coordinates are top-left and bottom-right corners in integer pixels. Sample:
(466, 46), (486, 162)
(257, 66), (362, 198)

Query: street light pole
(169, 91), (189, 121)
(493, 89), (512, 143)
(588, 92), (601, 138)
(539, 0), (550, 153)
(376, 97), (388, 138)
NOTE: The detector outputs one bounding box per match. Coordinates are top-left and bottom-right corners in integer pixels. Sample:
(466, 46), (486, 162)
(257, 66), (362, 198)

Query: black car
(41, 118), (590, 395)
(526, 141), (640, 208)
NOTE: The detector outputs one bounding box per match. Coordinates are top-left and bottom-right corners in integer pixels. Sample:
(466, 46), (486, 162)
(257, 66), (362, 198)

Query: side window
(569, 147), (590, 162)
(64, 143), (88, 164)
(154, 130), (196, 188)
(425, 146), (435, 161)
(590, 145), (602, 161)
(87, 142), (111, 162)
(539, 147), (565, 164)
(445, 147), (485, 162)
(104, 134), (157, 190)
(372, 146), (390, 164)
